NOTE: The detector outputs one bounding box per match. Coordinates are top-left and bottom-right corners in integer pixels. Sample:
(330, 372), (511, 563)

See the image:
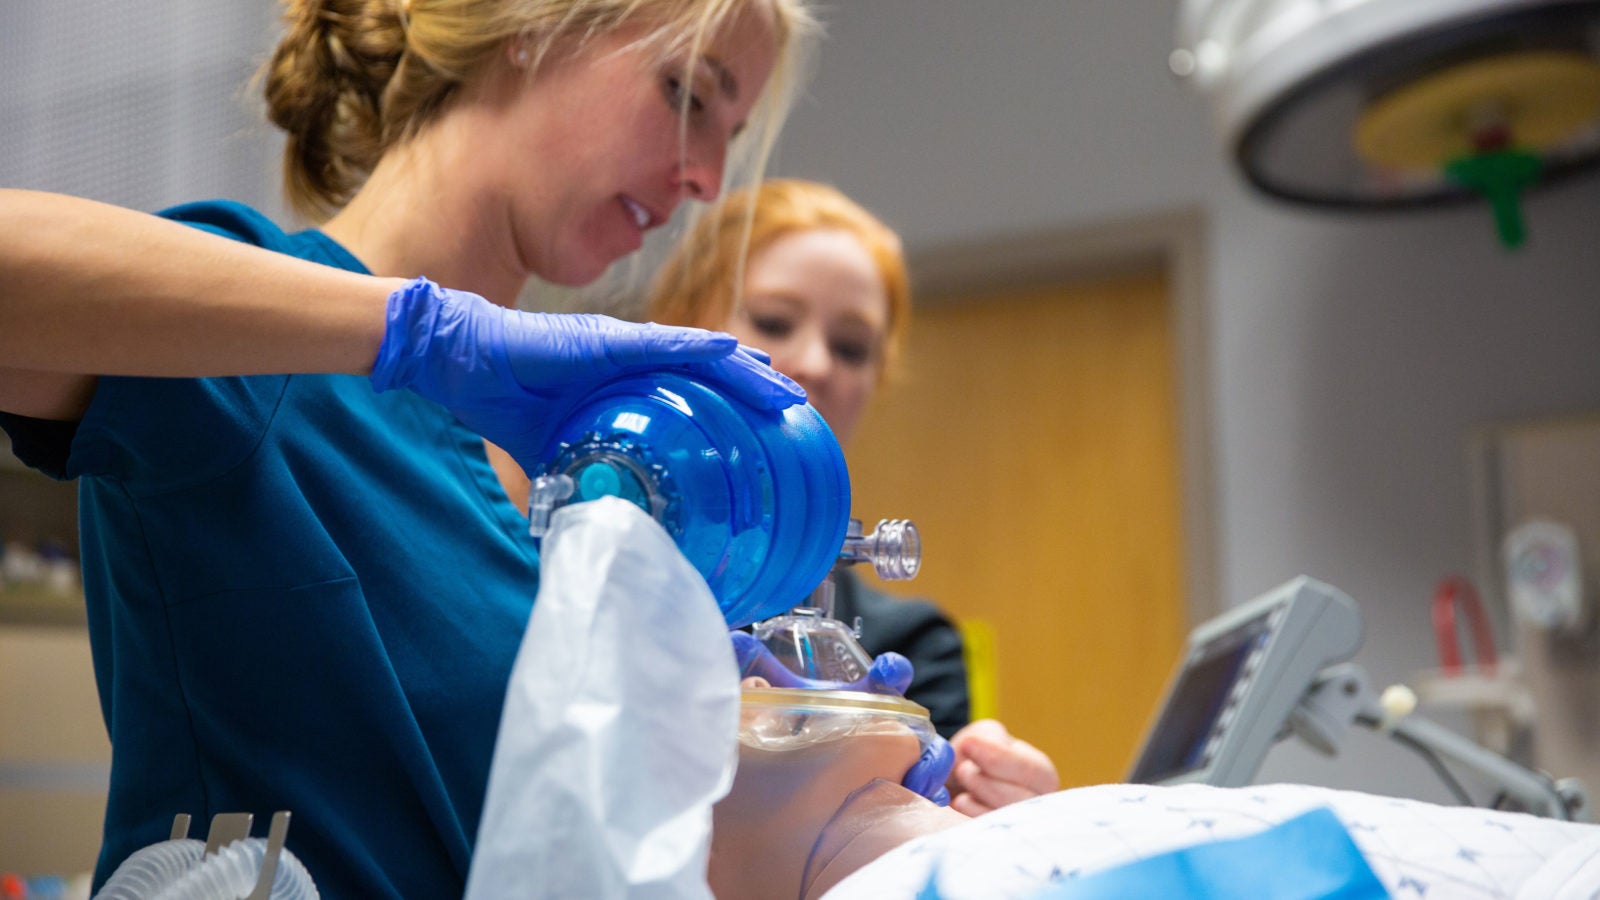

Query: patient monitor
(1130, 576), (1589, 821)
(1129, 576), (1362, 787)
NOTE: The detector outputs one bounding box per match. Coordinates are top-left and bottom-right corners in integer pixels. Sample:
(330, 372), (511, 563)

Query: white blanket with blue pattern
(823, 782), (1600, 899)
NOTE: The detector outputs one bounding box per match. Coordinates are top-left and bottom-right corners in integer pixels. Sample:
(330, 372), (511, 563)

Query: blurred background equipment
(1172, 0), (1600, 247)
(1129, 576), (1589, 821)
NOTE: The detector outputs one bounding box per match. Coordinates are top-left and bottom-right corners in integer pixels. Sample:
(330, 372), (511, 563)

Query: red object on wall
(1432, 575), (1499, 676)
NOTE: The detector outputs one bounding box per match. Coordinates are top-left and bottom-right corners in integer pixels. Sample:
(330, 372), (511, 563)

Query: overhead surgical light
(1172, 0), (1600, 247)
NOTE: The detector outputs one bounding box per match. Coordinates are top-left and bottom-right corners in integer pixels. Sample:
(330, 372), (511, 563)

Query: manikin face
(494, 9), (780, 286)
(710, 678), (926, 900)
(726, 228), (890, 443)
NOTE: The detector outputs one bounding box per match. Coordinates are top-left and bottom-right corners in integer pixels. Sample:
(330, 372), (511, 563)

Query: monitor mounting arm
(1289, 663), (1589, 822)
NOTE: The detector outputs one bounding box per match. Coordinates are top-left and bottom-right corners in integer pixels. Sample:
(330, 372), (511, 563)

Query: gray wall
(771, 1), (1217, 244)
(0, 2), (285, 217)
(768, 1), (1600, 801)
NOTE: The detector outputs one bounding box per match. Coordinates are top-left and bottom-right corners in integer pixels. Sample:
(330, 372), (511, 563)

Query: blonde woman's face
(496, 9), (779, 286)
(729, 228), (889, 443)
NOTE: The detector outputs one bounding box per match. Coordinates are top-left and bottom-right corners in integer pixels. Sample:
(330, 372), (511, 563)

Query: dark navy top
(2, 200), (540, 898)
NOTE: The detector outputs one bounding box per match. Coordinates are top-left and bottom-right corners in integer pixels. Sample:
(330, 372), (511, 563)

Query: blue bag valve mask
(525, 371), (851, 628)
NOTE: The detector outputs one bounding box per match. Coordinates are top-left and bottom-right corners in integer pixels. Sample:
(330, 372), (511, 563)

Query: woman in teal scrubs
(0, 1), (816, 895)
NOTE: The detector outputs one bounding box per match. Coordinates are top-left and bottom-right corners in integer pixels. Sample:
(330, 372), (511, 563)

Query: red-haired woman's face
(728, 228), (889, 443)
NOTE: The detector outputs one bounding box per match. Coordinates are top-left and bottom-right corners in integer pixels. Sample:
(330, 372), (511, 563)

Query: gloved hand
(904, 735), (955, 807)
(731, 631), (956, 805)
(370, 278), (806, 470)
(731, 630), (912, 694)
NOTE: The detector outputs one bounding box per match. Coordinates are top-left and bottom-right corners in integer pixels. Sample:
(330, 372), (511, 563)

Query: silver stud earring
(515, 47), (530, 67)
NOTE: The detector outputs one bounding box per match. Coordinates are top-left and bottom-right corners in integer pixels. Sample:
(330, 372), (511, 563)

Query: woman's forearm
(0, 190), (404, 377)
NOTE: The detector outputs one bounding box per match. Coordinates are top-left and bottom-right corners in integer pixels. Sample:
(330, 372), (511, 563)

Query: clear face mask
(739, 685), (936, 752)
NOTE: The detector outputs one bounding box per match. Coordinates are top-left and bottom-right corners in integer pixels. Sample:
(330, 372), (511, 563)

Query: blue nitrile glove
(370, 278), (806, 471)
(731, 631), (955, 805)
(904, 735), (955, 807)
(731, 630), (912, 694)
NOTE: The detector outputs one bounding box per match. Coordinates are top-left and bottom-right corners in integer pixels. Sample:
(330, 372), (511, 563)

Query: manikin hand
(947, 719), (1060, 816)
(732, 632), (956, 806)
(370, 278), (805, 473)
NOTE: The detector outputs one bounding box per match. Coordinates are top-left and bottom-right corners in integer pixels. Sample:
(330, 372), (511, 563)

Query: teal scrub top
(42, 200), (539, 898)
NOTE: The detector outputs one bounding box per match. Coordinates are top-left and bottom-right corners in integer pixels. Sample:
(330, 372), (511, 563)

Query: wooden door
(845, 269), (1188, 786)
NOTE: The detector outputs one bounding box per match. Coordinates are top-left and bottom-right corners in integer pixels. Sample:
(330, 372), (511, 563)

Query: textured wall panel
(2, 2), (286, 218)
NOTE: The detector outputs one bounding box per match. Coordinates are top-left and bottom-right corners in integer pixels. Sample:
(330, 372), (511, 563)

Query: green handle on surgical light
(1444, 149), (1542, 251)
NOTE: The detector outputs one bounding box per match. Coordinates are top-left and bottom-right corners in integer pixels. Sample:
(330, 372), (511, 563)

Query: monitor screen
(1128, 616), (1270, 784)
